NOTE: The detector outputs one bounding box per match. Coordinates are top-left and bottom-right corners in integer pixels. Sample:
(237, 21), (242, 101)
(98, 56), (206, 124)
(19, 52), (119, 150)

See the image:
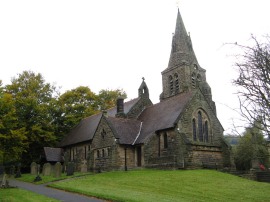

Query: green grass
(50, 169), (270, 202)
(0, 188), (59, 202)
(16, 172), (92, 185)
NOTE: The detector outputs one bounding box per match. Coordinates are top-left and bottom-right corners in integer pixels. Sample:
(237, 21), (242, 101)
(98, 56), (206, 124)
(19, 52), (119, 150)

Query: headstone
(66, 162), (74, 176)
(54, 162), (62, 178)
(81, 160), (87, 173)
(42, 163), (51, 176)
(1, 174), (9, 188)
(30, 162), (37, 175)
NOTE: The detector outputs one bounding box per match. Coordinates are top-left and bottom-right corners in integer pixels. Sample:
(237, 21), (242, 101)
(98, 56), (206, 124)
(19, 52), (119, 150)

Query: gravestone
(1, 174), (9, 188)
(66, 162), (74, 176)
(54, 162), (62, 178)
(81, 160), (87, 173)
(42, 163), (51, 176)
(30, 162), (37, 175)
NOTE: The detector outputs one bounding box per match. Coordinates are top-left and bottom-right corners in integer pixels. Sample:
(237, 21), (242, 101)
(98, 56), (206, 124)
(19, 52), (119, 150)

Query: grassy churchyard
(49, 169), (270, 202)
(1, 169), (270, 201)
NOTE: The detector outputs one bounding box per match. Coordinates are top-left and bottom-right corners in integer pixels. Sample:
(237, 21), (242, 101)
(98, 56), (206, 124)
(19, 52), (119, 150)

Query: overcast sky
(1, 0), (270, 135)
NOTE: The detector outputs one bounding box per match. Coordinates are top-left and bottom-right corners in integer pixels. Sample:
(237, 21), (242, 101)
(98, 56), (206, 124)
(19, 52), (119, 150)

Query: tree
(5, 71), (57, 167)
(232, 35), (270, 137)
(55, 86), (98, 138)
(234, 123), (269, 170)
(0, 81), (28, 164)
(97, 89), (127, 110)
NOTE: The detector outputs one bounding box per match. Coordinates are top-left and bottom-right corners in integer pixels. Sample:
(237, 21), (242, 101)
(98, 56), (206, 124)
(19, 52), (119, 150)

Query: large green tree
(5, 71), (57, 166)
(0, 80), (28, 164)
(234, 123), (269, 170)
(55, 86), (98, 139)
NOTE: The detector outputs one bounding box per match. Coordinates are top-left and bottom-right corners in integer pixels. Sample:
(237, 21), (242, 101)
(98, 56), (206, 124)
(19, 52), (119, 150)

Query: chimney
(116, 97), (125, 118)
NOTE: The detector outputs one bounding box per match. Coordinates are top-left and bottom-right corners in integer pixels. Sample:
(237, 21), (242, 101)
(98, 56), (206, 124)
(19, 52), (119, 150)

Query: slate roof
(59, 98), (140, 147)
(106, 117), (141, 144)
(136, 92), (193, 144)
(44, 147), (63, 162)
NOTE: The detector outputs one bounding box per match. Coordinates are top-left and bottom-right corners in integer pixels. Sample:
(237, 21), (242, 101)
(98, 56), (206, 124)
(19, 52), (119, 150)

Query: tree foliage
(234, 123), (269, 170)
(233, 35), (270, 137)
(55, 86), (98, 138)
(5, 71), (57, 166)
(1, 71), (127, 167)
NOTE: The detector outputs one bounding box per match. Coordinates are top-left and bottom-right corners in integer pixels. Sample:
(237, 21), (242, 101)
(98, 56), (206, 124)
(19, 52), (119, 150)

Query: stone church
(59, 9), (231, 171)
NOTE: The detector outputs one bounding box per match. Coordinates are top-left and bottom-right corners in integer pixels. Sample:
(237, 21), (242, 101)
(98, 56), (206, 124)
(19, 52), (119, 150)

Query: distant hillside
(224, 135), (240, 146)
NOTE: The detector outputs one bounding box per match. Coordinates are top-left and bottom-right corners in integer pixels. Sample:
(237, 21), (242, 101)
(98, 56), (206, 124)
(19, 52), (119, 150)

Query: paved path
(9, 179), (105, 202)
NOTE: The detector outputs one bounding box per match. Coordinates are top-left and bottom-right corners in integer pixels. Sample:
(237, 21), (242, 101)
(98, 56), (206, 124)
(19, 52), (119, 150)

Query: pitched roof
(44, 147), (63, 162)
(106, 117), (141, 144)
(135, 91), (193, 144)
(58, 98), (140, 147)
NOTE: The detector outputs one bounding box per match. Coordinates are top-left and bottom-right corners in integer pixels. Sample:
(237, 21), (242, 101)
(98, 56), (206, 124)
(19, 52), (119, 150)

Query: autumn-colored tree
(55, 86), (98, 139)
(5, 71), (57, 166)
(97, 89), (127, 110)
(0, 81), (28, 164)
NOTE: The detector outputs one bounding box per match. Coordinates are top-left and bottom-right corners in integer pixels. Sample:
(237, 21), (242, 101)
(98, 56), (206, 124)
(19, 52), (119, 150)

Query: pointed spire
(166, 8), (198, 70)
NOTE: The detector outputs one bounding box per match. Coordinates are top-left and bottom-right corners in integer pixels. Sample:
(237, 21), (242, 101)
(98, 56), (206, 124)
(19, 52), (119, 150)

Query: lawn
(50, 169), (270, 202)
(0, 188), (59, 202)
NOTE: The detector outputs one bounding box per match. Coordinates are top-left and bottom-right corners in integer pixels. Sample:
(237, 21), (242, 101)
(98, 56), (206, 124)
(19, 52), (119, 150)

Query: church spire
(167, 8), (198, 70)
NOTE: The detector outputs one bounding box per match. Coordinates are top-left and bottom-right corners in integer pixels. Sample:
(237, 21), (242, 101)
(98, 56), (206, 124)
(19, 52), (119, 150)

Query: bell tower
(160, 9), (215, 113)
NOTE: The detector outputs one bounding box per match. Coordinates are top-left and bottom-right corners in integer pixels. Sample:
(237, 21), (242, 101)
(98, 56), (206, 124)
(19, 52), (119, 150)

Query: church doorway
(137, 146), (142, 167)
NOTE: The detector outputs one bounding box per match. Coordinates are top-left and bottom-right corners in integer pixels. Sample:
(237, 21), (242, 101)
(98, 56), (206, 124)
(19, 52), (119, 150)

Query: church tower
(160, 9), (216, 113)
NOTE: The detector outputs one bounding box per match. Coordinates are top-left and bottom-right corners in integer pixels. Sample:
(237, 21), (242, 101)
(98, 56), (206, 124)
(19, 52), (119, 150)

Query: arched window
(174, 74), (179, 94)
(192, 118), (197, 141)
(169, 75), (173, 95)
(198, 111), (203, 142)
(205, 121), (209, 142)
(102, 149), (105, 157)
(191, 73), (196, 88)
(97, 150), (100, 158)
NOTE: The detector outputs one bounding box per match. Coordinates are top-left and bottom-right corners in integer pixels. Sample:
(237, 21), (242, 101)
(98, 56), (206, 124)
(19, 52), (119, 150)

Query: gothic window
(97, 150), (100, 158)
(194, 64), (198, 70)
(191, 73), (196, 88)
(101, 129), (106, 139)
(164, 133), (168, 149)
(198, 111), (203, 142)
(174, 74), (179, 94)
(205, 121), (209, 142)
(169, 75), (173, 95)
(192, 118), (197, 141)
(102, 149), (105, 157)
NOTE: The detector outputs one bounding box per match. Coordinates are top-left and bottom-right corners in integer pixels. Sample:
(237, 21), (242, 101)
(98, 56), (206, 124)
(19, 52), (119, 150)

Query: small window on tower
(175, 74), (179, 94)
(169, 75), (173, 95)
(191, 73), (196, 88)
